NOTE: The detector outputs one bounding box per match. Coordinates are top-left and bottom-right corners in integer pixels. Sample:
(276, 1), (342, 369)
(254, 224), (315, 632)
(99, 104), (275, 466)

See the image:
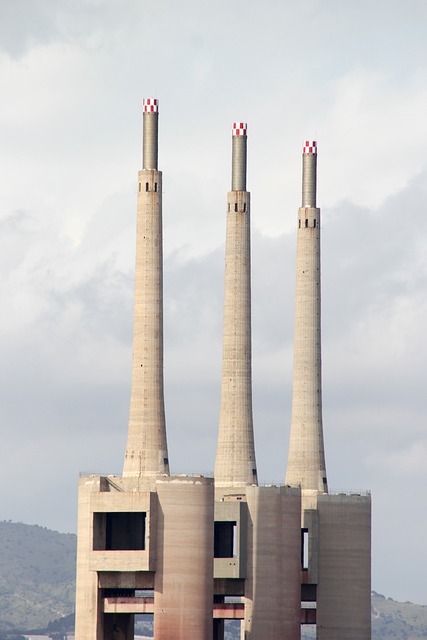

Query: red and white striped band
(232, 122), (247, 136)
(143, 98), (159, 113)
(303, 140), (317, 154)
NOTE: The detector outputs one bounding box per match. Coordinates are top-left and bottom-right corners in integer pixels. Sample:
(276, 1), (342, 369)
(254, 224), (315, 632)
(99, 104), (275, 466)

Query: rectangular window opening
(135, 613), (153, 635)
(93, 512), (146, 551)
(214, 521), (237, 558)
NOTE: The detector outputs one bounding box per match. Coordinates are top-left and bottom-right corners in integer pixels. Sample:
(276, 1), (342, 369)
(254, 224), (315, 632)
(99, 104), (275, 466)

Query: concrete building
(286, 141), (372, 639)
(75, 108), (371, 640)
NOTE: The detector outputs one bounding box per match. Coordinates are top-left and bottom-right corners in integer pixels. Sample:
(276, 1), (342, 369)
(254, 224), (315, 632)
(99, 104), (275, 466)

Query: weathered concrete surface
(154, 477), (214, 640)
(215, 126), (257, 488)
(123, 105), (169, 478)
(317, 493), (372, 640)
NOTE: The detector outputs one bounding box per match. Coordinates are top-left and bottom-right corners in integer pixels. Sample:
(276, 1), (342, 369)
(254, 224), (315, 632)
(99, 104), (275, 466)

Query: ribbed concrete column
(215, 123), (257, 488)
(286, 141), (328, 496)
(123, 99), (169, 478)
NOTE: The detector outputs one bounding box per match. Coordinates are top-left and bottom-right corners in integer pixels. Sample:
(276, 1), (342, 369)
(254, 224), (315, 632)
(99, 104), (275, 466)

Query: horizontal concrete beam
(104, 597), (154, 614)
(213, 603), (244, 620)
(103, 598), (245, 620)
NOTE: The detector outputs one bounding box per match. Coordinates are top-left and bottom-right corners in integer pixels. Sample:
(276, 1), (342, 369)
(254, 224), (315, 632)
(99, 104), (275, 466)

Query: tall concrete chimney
(214, 122), (258, 488)
(285, 140), (328, 495)
(123, 98), (169, 478)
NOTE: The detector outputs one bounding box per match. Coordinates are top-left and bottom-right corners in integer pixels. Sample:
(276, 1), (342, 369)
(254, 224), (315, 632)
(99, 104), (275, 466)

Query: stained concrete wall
(243, 486), (301, 640)
(316, 494), (371, 640)
(154, 477), (214, 640)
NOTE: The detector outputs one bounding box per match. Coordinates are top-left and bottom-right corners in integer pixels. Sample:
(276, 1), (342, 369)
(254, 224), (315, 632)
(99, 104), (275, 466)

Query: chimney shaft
(285, 140), (328, 498)
(123, 99), (169, 478)
(215, 123), (257, 488)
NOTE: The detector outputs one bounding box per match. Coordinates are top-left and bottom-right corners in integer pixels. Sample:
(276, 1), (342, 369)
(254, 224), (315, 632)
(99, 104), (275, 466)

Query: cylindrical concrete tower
(285, 140), (328, 495)
(123, 98), (169, 478)
(154, 477), (214, 640)
(214, 122), (257, 488)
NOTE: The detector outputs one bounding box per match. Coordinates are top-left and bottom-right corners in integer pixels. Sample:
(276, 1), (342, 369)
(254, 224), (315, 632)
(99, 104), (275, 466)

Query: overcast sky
(1, 0), (427, 605)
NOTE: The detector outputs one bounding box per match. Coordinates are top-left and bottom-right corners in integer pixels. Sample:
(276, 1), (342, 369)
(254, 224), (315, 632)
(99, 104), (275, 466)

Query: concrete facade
(75, 112), (371, 640)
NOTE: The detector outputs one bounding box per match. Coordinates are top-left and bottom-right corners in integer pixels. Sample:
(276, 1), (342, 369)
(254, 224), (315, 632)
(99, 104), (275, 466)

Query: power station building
(75, 100), (371, 640)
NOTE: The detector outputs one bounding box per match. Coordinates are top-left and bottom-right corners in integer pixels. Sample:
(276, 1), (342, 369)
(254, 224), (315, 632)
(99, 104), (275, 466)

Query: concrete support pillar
(317, 494), (372, 640)
(154, 477), (214, 640)
(243, 486), (301, 640)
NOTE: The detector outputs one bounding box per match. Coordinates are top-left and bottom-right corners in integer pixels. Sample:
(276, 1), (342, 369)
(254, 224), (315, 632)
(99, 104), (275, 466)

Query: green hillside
(0, 521), (76, 631)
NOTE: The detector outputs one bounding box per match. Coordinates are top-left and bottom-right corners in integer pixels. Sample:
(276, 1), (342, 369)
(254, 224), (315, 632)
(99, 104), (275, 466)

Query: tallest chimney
(214, 122), (257, 488)
(285, 140), (328, 496)
(123, 98), (169, 478)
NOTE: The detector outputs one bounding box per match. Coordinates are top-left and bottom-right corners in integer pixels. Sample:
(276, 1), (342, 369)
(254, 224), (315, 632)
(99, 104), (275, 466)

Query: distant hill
(371, 591), (427, 639)
(1, 520), (427, 637)
(0, 521), (76, 631)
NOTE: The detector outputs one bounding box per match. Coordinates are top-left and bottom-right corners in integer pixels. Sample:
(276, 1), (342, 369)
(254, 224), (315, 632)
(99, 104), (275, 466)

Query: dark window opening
(252, 468), (257, 476)
(234, 203), (238, 212)
(154, 183), (158, 192)
(301, 528), (309, 570)
(93, 512), (146, 551)
(299, 220), (301, 228)
(163, 457), (169, 465)
(103, 588), (135, 598)
(305, 219), (308, 228)
(145, 183), (149, 192)
(243, 203), (246, 212)
(313, 219), (316, 228)
(138, 183), (141, 192)
(214, 521), (236, 558)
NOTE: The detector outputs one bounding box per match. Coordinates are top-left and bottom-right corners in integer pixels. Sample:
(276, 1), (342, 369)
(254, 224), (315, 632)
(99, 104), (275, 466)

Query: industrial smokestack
(214, 122), (258, 488)
(285, 140), (328, 496)
(123, 98), (169, 478)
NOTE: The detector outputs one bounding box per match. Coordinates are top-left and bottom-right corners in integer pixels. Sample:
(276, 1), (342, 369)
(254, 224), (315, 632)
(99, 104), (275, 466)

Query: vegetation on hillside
(0, 521), (76, 631)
